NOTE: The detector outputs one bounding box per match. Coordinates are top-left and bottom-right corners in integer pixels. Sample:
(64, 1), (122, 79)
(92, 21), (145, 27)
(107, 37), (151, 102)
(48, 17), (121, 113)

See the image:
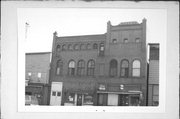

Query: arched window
(112, 39), (117, 43)
(56, 45), (61, 52)
(74, 44), (79, 50)
(123, 38), (128, 43)
(87, 60), (95, 76)
(109, 59), (118, 77)
(87, 43), (91, 50)
(56, 60), (63, 75)
(68, 44), (73, 50)
(135, 38), (140, 43)
(80, 44), (86, 50)
(77, 60), (85, 76)
(93, 43), (98, 49)
(99, 43), (105, 56)
(120, 60), (129, 77)
(68, 60), (75, 76)
(132, 60), (141, 77)
(62, 44), (66, 51)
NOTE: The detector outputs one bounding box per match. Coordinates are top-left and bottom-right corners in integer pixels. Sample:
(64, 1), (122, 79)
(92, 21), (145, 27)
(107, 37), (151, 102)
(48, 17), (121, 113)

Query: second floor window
(87, 60), (95, 76)
(77, 60), (85, 76)
(56, 60), (63, 75)
(132, 60), (141, 77)
(109, 59), (118, 77)
(68, 60), (75, 76)
(120, 60), (129, 77)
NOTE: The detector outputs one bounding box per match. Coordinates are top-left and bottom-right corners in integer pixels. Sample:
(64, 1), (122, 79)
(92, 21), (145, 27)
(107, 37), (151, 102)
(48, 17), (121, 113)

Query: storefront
(63, 91), (94, 106)
(97, 91), (142, 106)
(25, 84), (43, 105)
(96, 84), (143, 106)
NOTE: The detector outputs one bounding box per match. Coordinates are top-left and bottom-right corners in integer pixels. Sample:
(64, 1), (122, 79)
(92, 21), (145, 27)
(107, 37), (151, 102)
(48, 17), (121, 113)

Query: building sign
(99, 84), (106, 90)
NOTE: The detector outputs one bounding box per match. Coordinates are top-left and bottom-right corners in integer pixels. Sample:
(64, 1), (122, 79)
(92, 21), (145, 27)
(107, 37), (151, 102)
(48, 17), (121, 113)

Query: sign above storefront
(98, 84), (106, 90)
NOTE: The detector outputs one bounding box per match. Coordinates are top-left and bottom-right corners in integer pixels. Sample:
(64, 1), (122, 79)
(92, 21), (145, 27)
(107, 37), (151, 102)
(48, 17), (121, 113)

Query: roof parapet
(119, 21), (139, 25)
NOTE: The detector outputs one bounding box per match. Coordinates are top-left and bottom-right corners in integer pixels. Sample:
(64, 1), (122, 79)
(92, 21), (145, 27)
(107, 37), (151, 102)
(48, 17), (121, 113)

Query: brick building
(147, 43), (159, 106)
(49, 19), (147, 106)
(25, 52), (51, 105)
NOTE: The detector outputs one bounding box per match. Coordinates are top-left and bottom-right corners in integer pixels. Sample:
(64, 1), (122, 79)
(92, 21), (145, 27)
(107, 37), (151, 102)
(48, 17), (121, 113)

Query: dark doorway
(118, 94), (129, 106)
(77, 94), (83, 106)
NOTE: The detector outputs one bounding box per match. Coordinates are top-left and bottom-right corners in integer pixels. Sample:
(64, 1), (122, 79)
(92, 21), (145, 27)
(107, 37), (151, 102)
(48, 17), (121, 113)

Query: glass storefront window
(83, 94), (93, 105)
(64, 93), (75, 104)
(130, 95), (140, 106)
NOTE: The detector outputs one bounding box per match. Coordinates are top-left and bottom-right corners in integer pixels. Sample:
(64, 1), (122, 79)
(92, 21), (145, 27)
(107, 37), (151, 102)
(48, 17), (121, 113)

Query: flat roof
(26, 52), (51, 55)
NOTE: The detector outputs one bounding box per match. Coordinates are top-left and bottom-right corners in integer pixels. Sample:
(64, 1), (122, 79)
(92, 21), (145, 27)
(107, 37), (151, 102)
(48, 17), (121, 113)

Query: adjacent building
(147, 43), (159, 106)
(49, 19), (147, 106)
(25, 52), (51, 105)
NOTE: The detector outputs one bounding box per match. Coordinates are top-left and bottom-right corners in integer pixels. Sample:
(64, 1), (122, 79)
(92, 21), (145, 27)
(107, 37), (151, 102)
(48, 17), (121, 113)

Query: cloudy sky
(18, 8), (166, 53)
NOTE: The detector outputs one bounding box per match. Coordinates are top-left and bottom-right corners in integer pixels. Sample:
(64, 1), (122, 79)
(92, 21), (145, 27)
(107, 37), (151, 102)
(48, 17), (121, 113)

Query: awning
(97, 90), (142, 95)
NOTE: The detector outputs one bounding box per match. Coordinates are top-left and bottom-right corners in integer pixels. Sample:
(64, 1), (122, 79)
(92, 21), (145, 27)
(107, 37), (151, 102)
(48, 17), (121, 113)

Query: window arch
(93, 43), (98, 49)
(120, 59), (129, 77)
(132, 60), (141, 77)
(112, 39), (117, 43)
(87, 59), (95, 76)
(135, 38), (140, 43)
(68, 44), (73, 50)
(68, 60), (75, 76)
(80, 44), (86, 50)
(74, 44), (79, 50)
(87, 43), (91, 50)
(109, 59), (118, 77)
(56, 60), (63, 75)
(77, 60), (85, 76)
(123, 38), (128, 43)
(62, 44), (66, 51)
(56, 45), (61, 52)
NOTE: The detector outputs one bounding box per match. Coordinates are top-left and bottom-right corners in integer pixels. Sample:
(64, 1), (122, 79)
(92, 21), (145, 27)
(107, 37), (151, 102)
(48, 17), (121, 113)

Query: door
(77, 94), (83, 106)
(97, 94), (104, 106)
(50, 82), (63, 106)
(97, 93), (107, 106)
(118, 94), (129, 106)
(107, 94), (118, 106)
(130, 95), (140, 106)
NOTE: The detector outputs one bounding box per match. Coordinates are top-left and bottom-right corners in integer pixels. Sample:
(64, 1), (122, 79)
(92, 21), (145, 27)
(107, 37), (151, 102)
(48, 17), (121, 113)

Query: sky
(18, 8), (166, 53)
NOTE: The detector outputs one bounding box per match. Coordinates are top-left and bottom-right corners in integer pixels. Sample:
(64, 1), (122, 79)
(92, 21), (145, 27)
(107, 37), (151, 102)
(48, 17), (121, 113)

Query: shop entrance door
(97, 93), (107, 106)
(130, 95), (140, 106)
(118, 94), (129, 106)
(77, 94), (83, 106)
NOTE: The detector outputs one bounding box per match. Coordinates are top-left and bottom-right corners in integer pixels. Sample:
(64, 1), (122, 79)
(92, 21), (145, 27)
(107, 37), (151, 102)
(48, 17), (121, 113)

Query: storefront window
(119, 94), (129, 106)
(83, 94), (93, 105)
(130, 95), (140, 106)
(67, 93), (75, 103)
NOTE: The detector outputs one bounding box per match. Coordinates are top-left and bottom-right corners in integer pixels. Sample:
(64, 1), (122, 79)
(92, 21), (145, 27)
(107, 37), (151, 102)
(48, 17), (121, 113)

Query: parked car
(25, 95), (39, 106)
